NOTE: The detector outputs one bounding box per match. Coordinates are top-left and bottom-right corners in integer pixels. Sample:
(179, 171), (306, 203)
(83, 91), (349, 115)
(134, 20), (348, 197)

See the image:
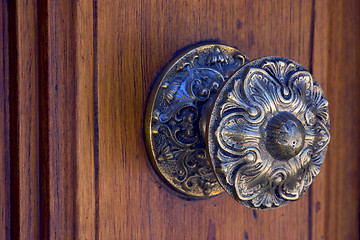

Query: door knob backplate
(144, 43), (330, 209)
(145, 44), (249, 198)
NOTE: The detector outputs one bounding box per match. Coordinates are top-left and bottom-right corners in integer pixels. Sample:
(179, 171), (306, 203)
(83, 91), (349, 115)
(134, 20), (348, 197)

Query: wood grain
(326, 0), (360, 239)
(12, 0), (40, 238)
(1, 0), (359, 239)
(39, 1), (97, 238)
(310, 0), (329, 239)
(97, 0), (313, 239)
(74, 0), (96, 239)
(46, 1), (77, 238)
(0, 0), (10, 239)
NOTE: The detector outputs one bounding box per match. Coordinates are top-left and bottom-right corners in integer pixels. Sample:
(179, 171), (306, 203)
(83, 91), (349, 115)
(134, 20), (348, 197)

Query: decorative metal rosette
(145, 44), (249, 198)
(207, 56), (330, 208)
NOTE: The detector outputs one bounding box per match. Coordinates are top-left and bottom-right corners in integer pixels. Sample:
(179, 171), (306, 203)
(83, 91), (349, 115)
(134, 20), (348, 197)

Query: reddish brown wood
(1, 0), (359, 239)
(310, 0), (329, 239)
(97, 0), (313, 239)
(326, 0), (360, 239)
(11, 0), (40, 239)
(308, 2), (360, 240)
(74, 0), (96, 239)
(39, 1), (97, 238)
(37, 0), (97, 238)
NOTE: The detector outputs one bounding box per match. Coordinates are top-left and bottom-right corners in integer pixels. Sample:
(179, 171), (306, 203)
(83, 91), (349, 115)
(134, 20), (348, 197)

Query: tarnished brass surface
(144, 44), (249, 198)
(207, 57), (330, 208)
(145, 43), (330, 207)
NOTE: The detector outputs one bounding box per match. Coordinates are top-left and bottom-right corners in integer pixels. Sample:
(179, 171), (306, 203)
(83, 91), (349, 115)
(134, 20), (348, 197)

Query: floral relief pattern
(148, 45), (248, 197)
(209, 57), (330, 208)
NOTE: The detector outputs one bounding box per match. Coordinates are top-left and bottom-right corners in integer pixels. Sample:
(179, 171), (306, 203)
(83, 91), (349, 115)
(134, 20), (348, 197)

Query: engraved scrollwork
(208, 57), (330, 208)
(147, 45), (249, 197)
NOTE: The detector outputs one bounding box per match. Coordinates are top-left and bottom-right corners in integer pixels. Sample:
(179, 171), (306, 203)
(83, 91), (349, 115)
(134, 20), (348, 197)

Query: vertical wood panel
(6, 0), (98, 238)
(97, 0), (314, 239)
(75, 0), (96, 239)
(44, 1), (97, 238)
(1, 0), (359, 239)
(0, 0), (10, 238)
(37, 0), (50, 238)
(15, 0), (40, 238)
(326, 0), (360, 239)
(311, 1), (329, 239)
(46, 1), (77, 238)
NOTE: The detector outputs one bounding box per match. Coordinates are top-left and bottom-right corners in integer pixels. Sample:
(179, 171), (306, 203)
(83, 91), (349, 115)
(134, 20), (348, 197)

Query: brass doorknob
(144, 43), (330, 209)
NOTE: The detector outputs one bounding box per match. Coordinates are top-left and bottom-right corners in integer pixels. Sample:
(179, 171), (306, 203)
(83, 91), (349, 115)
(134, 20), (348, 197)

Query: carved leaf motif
(163, 79), (182, 104)
(211, 59), (330, 208)
(149, 45), (249, 197)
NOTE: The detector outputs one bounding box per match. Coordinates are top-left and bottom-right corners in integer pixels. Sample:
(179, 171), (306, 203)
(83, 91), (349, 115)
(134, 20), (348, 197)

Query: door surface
(1, 0), (359, 239)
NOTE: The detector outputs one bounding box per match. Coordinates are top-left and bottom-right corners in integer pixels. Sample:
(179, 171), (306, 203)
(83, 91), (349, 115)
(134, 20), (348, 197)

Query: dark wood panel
(37, 0), (97, 239)
(2, 0), (97, 238)
(0, 0), (10, 239)
(41, 1), (98, 238)
(46, 1), (77, 238)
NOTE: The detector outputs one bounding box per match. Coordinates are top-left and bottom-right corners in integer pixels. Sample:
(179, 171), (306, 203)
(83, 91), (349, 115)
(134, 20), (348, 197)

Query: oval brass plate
(144, 44), (249, 198)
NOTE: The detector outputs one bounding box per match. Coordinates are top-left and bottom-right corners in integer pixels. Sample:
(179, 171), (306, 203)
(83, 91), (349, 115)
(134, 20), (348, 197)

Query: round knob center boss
(144, 43), (330, 209)
(265, 112), (305, 161)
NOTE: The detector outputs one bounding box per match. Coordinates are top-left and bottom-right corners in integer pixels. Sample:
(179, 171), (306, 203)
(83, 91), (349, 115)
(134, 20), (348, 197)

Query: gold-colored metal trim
(144, 43), (249, 198)
(206, 56), (330, 208)
(144, 44), (330, 208)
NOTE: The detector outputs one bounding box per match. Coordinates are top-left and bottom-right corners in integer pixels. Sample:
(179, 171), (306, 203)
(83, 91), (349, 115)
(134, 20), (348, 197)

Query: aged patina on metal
(145, 44), (330, 208)
(145, 44), (249, 198)
(207, 56), (330, 208)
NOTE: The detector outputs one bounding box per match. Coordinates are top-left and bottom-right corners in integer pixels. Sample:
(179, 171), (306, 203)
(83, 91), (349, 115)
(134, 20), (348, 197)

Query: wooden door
(1, 0), (359, 239)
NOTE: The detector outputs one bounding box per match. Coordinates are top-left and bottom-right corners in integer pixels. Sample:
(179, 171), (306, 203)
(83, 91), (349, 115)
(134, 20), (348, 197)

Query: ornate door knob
(144, 43), (330, 209)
